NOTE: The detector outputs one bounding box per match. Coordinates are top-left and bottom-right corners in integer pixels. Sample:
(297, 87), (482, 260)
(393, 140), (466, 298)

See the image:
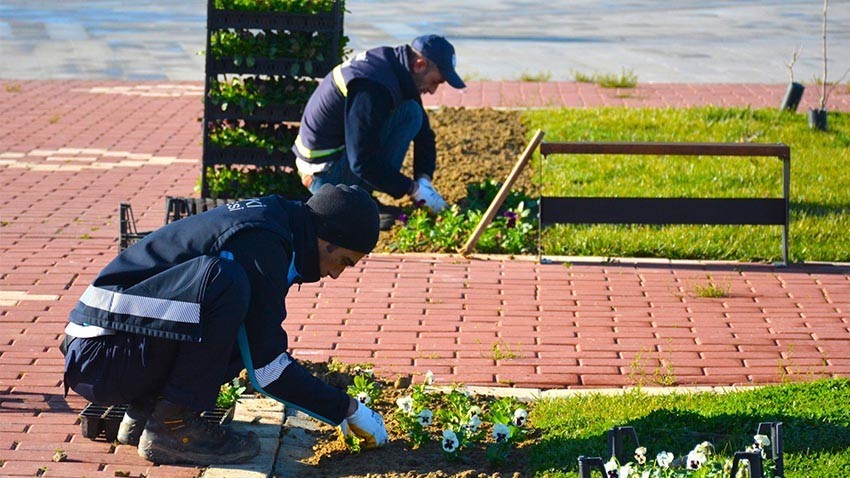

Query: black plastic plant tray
(208, 57), (338, 78)
(204, 100), (306, 122)
(79, 403), (234, 442)
(203, 146), (295, 168)
(208, 8), (342, 32)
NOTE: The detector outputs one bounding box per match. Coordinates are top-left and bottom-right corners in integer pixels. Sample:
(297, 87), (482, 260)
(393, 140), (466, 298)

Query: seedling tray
(205, 99), (306, 122)
(79, 403), (235, 442)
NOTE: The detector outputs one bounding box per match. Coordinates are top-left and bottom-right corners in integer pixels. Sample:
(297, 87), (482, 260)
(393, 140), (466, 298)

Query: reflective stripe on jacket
(68, 196), (298, 342)
(293, 46), (409, 163)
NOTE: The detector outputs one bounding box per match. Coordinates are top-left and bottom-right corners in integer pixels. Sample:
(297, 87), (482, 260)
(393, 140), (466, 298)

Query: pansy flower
(396, 395), (413, 414)
(512, 408), (528, 427)
(442, 430), (459, 452)
(464, 414), (482, 432)
(656, 451), (674, 468)
(417, 409), (433, 426)
(634, 446), (647, 465)
(687, 450), (707, 470)
(356, 392), (370, 405)
(493, 423), (511, 443)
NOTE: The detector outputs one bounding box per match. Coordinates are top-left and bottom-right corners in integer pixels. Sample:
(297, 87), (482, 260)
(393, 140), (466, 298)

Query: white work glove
(339, 402), (388, 448)
(410, 177), (448, 214)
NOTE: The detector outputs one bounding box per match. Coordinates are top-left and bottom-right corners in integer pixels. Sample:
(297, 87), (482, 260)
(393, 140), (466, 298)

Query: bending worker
(62, 184), (388, 465)
(293, 34), (466, 229)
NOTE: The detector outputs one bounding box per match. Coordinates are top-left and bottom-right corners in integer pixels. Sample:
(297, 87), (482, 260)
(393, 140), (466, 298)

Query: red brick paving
(1, 80), (849, 475)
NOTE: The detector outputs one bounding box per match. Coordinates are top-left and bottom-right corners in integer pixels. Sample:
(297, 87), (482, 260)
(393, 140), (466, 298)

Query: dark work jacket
(68, 196), (351, 424)
(295, 45), (437, 198)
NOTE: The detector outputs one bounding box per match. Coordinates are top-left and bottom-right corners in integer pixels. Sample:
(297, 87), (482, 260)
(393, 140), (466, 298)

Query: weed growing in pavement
(693, 275), (730, 298)
(628, 347), (677, 387)
(574, 68), (638, 88)
(4, 83), (22, 93)
(488, 339), (522, 360)
(519, 70), (552, 82)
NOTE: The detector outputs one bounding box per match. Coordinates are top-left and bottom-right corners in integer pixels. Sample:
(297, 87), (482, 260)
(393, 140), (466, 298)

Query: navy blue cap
(411, 34), (466, 89)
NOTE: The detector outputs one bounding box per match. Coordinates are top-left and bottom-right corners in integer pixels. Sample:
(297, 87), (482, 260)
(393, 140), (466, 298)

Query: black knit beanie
(305, 184), (380, 254)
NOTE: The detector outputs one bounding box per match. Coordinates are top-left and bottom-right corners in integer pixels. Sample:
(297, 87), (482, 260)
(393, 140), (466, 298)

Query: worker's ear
(412, 56), (430, 73)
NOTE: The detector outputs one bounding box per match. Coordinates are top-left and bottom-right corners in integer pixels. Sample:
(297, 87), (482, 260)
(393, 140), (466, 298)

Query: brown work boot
(137, 399), (259, 465)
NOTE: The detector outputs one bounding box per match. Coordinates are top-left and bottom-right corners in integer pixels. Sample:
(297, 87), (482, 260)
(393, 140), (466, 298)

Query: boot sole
(139, 441), (260, 465)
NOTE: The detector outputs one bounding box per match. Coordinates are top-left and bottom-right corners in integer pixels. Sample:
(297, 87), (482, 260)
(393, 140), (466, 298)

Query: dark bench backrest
(538, 142), (791, 265)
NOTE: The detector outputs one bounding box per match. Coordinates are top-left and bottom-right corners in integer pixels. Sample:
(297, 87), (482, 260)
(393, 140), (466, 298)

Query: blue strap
(236, 325), (336, 426)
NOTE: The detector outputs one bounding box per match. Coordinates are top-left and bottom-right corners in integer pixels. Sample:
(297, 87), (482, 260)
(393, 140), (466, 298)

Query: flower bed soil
(288, 361), (535, 478)
(375, 107), (532, 251)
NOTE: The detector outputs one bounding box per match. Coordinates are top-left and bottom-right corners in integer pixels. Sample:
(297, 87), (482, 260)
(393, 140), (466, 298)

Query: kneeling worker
(294, 34), (467, 229)
(62, 184), (388, 465)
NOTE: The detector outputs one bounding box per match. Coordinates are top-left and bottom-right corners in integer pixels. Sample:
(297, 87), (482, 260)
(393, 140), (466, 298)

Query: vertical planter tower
(201, 0), (345, 198)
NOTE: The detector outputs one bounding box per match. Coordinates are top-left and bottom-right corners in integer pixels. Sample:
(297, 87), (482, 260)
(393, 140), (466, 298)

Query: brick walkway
(1, 80), (848, 476)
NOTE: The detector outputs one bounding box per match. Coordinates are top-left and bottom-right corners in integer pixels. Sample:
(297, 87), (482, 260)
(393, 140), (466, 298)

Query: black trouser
(63, 259), (250, 411)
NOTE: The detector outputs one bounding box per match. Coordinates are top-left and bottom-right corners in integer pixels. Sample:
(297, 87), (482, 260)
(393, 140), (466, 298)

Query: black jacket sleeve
(223, 229), (351, 424)
(345, 79), (415, 198)
(412, 101), (436, 180)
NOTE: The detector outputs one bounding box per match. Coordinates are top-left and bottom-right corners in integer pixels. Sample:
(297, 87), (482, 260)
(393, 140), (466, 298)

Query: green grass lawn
(522, 108), (850, 263)
(528, 378), (850, 477)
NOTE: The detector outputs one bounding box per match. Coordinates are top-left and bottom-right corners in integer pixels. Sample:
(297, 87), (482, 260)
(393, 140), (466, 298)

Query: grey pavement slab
(0, 0), (848, 83)
(201, 397), (286, 478)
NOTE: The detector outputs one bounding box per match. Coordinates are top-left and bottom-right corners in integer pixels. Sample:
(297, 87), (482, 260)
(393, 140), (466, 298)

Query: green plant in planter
(205, 165), (309, 199)
(217, 378), (247, 409)
(209, 75), (318, 114)
(208, 120), (294, 153)
(210, 29), (334, 74)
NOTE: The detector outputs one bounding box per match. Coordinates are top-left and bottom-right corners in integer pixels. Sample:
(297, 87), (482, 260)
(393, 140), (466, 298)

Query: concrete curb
(201, 398), (286, 478)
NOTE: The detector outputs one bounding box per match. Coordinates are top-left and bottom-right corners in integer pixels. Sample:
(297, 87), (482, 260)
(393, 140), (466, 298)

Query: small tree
(815, 0), (850, 111)
(785, 46), (801, 85)
(779, 45), (803, 112)
(809, 0), (849, 130)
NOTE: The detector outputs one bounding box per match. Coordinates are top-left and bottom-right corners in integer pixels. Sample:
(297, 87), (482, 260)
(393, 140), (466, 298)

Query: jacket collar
(288, 203), (321, 284)
(394, 45), (420, 100)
